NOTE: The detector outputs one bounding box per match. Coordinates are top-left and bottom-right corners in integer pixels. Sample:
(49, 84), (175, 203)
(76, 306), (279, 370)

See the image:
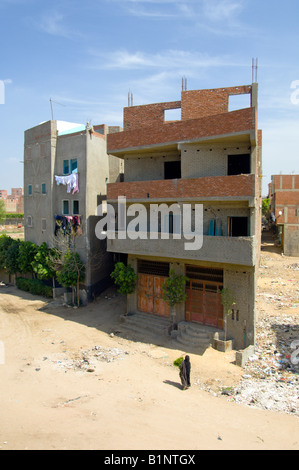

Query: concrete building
(106, 84), (262, 350)
(268, 174), (299, 256)
(24, 120), (122, 298)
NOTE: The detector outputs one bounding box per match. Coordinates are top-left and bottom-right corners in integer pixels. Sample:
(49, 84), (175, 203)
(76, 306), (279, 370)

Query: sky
(0, 0), (299, 196)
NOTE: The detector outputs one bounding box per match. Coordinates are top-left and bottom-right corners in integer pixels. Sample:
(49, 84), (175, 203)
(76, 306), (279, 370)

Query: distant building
(24, 120), (122, 298)
(268, 174), (299, 256)
(0, 188), (24, 213)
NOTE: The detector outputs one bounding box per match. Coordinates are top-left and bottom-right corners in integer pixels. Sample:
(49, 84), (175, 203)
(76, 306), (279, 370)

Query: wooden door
(186, 280), (223, 328)
(138, 274), (169, 317)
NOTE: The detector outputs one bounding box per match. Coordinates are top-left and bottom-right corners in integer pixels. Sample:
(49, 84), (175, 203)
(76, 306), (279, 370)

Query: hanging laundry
(72, 173), (79, 194)
(55, 174), (79, 194)
(54, 214), (82, 237)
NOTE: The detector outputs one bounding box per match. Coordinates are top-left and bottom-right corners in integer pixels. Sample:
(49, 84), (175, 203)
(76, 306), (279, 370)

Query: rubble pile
(194, 314), (299, 416)
(50, 346), (128, 373)
(233, 313), (299, 416)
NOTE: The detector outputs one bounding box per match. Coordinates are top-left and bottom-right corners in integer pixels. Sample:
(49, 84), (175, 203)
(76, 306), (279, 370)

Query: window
(164, 108), (181, 121)
(164, 161), (181, 180)
(63, 159), (77, 175)
(71, 159), (77, 173)
(227, 154), (250, 176)
(27, 215), (32, 227)
(228, 94), (251, 112)
(41, 183), (46, 195)
(228, 217), (249, 237)
(41, 219), (47, 231)
(73, 200), (79, 215)
(28, 184), (32, 196)
(63, 160), (69, 175)
(62, 200), (69, 215)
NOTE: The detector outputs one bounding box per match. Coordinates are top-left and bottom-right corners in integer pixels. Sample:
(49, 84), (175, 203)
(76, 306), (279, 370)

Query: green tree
(56, 249), (85, 306)
(262, 198), (270, 217)
(5, 239), (22, 281)
(110, 262), (138, 296)
(0, 200), (6, 224)
(18, 241), (38, 276)
(162, 269), (188, 325)
(0, 235), (14, 270)
(32, 242), (60, 295)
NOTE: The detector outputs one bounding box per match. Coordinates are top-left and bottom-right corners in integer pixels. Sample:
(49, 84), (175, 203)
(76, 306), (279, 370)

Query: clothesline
(55, 173), (79, 194)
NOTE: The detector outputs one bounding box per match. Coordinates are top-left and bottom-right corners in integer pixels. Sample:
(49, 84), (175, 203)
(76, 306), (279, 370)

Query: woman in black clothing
(179, 355), (191, 390)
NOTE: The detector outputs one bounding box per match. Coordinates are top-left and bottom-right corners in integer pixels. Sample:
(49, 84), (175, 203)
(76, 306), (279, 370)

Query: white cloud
(36, 10), (84, 39)
(202, 0), (244, 22)
(114, 0), (246, 23)
(39, 11), (69, 37)
(89, 49), (239, 71)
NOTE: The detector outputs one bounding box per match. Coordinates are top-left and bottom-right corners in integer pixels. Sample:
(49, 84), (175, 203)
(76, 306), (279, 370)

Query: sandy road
(0, 276), (298, 450)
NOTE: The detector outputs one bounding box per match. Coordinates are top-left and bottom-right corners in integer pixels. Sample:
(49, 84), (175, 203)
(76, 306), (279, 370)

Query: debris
(48, 346), (128, 373)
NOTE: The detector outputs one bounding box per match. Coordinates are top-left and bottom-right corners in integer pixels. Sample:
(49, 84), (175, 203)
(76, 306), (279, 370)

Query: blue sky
(0, 0), (299, 196)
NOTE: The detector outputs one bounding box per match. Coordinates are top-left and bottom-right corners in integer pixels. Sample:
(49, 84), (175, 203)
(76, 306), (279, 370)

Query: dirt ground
(0, 231), (298, 450)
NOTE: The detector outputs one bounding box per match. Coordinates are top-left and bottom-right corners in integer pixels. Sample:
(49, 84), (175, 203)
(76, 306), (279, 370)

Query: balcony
(107, 234), (256, 267)
(107, 174), (256, 203)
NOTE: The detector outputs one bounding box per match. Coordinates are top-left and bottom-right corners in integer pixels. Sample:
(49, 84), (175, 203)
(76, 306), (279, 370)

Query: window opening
(73, 200), (79, 215)
(227, 154), (250, 175)
(164, 161), (181, 179)
(63, 160), (69, 175)
(229, 94), (251, 112)
(62, 200), (69, 215)
(71, 159), (77, 173)
(138, 260), (169, 277)
(164, 108), (181, 121)
(228, 216), (249, 237)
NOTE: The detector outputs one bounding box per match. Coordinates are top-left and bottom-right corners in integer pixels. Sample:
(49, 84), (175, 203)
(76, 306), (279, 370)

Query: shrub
(16, 277), (52, 298)
(110, 262), (137, 295)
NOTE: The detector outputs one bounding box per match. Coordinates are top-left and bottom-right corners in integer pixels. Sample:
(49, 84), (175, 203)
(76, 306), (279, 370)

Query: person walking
(179, 355), (191, 390)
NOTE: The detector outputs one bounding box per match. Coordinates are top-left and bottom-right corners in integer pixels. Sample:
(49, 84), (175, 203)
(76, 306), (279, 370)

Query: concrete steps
(119, 313), (222, 354)
(119, 311), (170, 339)
(176, 321), (221, 350)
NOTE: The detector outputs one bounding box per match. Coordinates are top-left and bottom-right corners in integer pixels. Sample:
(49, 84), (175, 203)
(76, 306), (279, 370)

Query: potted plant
(214, 287), (236, 352)
(162, 269), (188, 332)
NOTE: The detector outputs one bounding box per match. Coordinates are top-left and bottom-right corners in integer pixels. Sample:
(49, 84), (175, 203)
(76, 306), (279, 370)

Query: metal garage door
(185, 266), (223, 328)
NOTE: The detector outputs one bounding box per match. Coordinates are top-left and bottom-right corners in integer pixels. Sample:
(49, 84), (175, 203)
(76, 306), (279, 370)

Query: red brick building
(268, 174), (299, 256)
(0, 188), (24, 214)
(106, 83), (262, 351)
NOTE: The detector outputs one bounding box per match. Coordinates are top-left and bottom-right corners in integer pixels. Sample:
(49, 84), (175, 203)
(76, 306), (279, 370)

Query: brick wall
(181, 85), (252, 120)
(107, 107), (256, 153)
(124, 101), (181, 131)
(123, 85), (253, 131)
(107, 174), (255, 200)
